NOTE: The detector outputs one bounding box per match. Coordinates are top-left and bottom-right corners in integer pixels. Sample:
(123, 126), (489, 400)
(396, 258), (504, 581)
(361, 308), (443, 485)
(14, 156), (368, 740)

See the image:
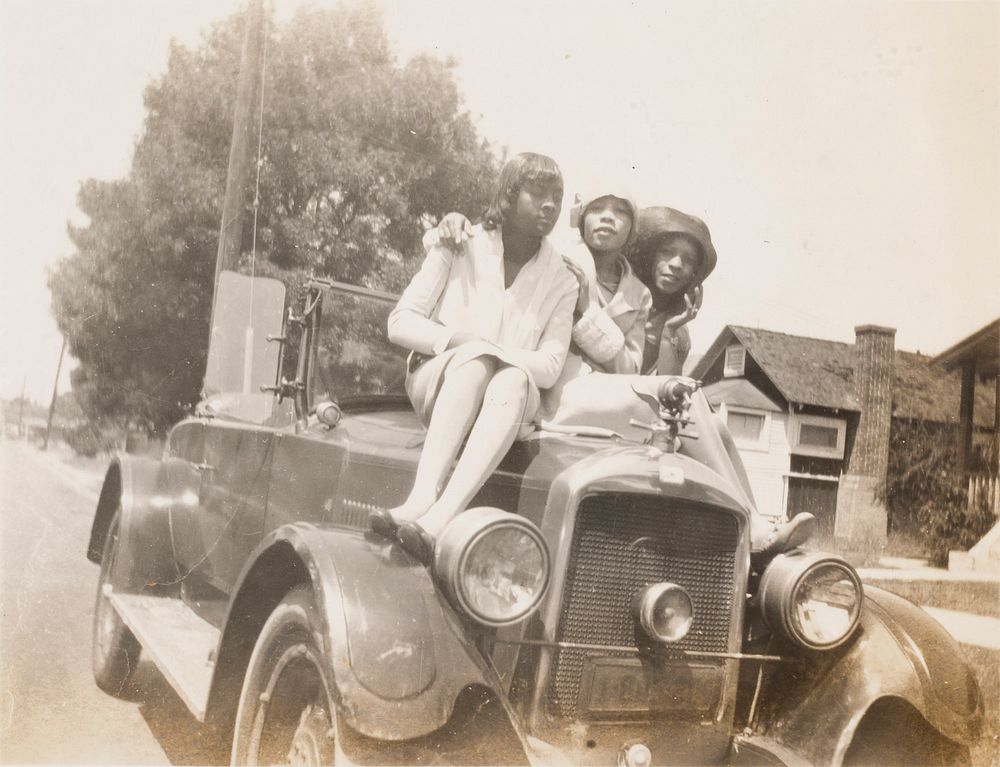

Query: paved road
(0, 441), (219, 765)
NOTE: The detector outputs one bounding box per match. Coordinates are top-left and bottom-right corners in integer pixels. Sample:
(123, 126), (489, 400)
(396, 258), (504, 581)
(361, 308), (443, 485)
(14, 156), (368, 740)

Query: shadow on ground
(128, 660), (228, 765)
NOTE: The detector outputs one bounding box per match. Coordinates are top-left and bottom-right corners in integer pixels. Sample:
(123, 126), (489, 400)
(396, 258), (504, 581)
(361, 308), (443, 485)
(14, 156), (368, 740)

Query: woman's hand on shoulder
(562, 256), (590, 314)
(664, 285), (703, 331)
(437, 212), (474, 251)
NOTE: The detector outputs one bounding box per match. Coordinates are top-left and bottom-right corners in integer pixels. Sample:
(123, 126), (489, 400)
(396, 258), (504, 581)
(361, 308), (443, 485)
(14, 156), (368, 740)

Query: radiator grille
(548, 493), (740, 717)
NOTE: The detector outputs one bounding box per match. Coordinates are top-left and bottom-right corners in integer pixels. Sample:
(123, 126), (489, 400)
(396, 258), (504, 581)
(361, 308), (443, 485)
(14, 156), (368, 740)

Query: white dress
(388, 225), (578, 435)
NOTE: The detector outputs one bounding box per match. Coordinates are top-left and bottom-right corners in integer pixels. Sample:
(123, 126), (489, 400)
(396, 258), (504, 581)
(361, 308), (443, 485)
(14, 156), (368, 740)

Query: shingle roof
(693, 325), (996, 426)
(729, 326), (859, 411)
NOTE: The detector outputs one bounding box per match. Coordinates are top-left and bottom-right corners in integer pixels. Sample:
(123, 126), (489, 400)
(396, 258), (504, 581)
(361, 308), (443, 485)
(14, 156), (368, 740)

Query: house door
(787, 476), (839, 542)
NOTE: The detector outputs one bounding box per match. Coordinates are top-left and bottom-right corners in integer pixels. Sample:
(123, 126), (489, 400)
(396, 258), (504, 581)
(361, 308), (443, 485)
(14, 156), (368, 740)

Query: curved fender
(86, 454), (174, 591)
(227, 523), (495, 741)
(757, 586), (984, 766)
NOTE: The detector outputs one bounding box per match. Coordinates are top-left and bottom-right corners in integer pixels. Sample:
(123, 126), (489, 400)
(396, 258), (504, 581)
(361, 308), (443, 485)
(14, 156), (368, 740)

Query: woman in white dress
(376, 153), (579, 563)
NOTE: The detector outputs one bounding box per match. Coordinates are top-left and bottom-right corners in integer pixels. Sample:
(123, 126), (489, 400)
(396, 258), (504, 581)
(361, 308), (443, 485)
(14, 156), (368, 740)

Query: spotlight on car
(631, 583), (694, 643)
(435, 507), (550, 627)
(758, 550), (863, 650)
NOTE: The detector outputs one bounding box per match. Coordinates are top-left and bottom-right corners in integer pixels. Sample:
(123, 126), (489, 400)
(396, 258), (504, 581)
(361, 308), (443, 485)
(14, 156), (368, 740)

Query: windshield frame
(307, 278), (410, 413)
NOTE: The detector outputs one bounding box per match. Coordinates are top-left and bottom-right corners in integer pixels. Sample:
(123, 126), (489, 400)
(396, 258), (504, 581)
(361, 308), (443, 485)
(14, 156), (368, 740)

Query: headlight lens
(759, 551), (863, 650)
(791, 563), (862, 647)
(632, 583), (694, 643)
(436, 507), (550, 627)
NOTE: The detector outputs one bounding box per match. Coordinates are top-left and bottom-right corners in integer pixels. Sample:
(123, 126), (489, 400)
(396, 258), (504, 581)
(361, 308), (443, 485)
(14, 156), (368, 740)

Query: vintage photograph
(1, 1), (998, 765)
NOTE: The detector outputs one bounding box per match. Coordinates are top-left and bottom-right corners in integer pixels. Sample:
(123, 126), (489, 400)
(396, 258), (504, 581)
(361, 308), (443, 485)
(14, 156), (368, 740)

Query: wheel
(91, 507), (141, 696)
(231, 586), (341, 766)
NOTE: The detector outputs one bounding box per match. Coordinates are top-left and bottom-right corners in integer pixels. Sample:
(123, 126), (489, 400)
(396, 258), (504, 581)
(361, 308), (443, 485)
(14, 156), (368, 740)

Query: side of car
(86, 274), (984, 766)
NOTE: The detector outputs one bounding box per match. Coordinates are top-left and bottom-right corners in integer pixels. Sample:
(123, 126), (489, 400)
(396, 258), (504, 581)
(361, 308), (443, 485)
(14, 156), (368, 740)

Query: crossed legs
(389, 356), (529, 540)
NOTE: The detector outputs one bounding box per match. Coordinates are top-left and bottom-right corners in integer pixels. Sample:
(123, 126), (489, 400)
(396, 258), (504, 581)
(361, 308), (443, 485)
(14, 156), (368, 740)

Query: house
(932, 317), (1000, 572)
(691, 324), (997, 552)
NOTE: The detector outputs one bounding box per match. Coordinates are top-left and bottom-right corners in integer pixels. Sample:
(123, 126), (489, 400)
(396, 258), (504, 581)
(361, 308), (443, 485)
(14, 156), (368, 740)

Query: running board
(108, 590), (220, 721)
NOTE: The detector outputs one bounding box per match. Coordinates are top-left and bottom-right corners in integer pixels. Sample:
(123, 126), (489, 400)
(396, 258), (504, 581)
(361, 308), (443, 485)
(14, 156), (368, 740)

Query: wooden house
(692, 324), (996, 550)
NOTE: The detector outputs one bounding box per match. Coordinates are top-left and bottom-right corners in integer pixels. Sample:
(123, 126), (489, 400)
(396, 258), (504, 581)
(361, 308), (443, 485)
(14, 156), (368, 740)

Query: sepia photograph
(1, 1), (998, 765)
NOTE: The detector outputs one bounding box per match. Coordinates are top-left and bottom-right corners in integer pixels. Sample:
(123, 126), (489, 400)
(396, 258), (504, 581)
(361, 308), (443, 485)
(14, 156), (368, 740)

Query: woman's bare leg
(415, 366), (529, 537)
(390, 356), (496, 523)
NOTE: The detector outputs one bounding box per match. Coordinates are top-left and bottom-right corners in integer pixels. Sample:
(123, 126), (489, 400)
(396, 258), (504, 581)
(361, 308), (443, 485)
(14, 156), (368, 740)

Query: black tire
(230, 586), (341, 766)
(91, 507), (141, 696)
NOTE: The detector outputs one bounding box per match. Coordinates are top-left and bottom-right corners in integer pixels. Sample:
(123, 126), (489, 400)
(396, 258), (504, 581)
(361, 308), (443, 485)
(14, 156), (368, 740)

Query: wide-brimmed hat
(628, 206), (717, 286)
(569, 185), (641, 249)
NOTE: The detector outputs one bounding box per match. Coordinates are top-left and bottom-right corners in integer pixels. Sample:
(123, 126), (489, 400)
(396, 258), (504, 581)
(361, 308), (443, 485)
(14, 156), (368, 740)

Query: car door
(196, 421), (279, 592)
(164, 419), (209, 580)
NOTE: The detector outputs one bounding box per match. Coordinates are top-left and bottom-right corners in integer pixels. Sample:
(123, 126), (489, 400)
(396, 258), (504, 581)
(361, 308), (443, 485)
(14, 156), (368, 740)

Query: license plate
(578, 657), (724, 717)
(578, 657), (651, 714)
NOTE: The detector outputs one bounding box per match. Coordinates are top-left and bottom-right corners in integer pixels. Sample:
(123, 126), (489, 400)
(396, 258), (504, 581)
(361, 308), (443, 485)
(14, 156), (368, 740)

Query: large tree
(50, 2), (498, 434)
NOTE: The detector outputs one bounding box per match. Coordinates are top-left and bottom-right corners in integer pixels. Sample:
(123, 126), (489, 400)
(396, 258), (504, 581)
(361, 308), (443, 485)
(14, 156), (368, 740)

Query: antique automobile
(87, 272), (983, 766)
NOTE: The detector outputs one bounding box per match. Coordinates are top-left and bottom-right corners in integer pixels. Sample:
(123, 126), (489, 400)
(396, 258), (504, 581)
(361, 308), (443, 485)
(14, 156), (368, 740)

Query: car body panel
(752, 587), (983, 766)
(88, 453), (175, 592)
(218, 523), (493, 740)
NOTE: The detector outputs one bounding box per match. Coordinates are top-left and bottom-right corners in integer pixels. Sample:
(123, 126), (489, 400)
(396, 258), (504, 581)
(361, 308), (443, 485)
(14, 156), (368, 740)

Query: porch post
(957, 359), (976, 472)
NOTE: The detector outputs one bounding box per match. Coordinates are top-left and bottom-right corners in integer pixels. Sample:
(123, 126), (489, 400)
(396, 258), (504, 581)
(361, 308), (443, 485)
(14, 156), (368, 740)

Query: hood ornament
(629, 378), (700, 454)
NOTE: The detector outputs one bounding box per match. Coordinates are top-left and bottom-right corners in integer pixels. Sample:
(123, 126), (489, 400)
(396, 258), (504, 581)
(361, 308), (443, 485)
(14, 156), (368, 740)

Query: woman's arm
(654, 325), (691, 376)
(499, 275), (578, 389)
(607, 288), (652, 374)
(570, 287), (651, 374)
(387, 245), (456, 354)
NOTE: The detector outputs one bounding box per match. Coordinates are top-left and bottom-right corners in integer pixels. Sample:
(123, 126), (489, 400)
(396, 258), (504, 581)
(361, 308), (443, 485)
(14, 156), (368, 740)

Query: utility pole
(210, 0), (266, 327)
(42, 337), (67, 451)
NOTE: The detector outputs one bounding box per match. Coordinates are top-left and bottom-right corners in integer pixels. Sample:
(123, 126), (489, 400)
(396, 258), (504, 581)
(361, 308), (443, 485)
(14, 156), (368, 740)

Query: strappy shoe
(396, 521), (435, 566)
(367, 508), (399, 539)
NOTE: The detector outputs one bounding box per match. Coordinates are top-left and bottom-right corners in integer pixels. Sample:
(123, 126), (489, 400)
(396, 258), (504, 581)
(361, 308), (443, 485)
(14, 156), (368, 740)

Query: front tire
(231, 586), (342, 766)
(91, 507), (141, 696)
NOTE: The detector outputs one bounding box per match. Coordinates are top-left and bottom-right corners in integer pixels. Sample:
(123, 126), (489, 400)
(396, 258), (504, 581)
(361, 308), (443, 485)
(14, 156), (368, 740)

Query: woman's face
(650, 235), (701, 295)
(582, 196), (633, 253)
(508, 180), (562, 238)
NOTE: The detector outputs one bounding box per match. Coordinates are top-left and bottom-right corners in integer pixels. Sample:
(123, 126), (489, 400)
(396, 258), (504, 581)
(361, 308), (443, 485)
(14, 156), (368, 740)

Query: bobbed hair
(481, 153), (563, 231)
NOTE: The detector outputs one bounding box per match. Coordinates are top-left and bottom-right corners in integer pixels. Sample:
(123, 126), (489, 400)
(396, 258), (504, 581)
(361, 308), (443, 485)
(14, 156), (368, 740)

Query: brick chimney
(848, 325), (896, 485)
(835, 324), (895, 556)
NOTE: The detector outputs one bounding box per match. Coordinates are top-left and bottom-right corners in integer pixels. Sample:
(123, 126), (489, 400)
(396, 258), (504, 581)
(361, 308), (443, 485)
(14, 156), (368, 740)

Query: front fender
(755, 586), (984, 766)
(225, 523), (495, 741)
(86, 454), (174, 591)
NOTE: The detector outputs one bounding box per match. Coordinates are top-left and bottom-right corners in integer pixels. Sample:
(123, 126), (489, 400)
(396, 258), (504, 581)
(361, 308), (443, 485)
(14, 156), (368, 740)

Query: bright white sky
(1, 0), (998, 402)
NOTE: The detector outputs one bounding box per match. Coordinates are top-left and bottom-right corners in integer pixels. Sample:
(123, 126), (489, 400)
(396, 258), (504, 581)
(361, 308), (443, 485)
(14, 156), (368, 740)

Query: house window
(790, 413), (846, 459)
(799, 423), (839, 449)
(724, 345), (746, 377)
(726, 408), (769, 450)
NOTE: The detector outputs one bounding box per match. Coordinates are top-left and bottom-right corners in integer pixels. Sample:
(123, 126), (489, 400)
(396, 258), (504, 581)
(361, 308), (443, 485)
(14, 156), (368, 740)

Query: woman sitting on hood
(430, 185), (653, 421)
(628, 206), (716, 375)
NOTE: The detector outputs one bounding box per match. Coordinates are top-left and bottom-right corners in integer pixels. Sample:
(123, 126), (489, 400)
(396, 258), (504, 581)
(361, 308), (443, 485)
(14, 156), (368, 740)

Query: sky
(1, 0), (998, 403)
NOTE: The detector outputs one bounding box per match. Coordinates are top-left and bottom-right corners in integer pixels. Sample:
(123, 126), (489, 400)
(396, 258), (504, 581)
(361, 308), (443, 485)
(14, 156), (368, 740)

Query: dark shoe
(368, 508), (399, 538)
(397, 521), (435, 566)
(751, 513), (817, 568)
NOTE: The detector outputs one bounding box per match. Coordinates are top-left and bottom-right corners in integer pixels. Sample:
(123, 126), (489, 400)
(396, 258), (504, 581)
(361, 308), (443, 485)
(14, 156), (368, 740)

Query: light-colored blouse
(388, 225), (578, 391)
(566, 243), (652, 375)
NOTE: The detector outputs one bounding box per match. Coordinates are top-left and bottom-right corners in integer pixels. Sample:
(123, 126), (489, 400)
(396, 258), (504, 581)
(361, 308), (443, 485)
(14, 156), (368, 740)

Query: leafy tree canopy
(50, 2), (498, 434)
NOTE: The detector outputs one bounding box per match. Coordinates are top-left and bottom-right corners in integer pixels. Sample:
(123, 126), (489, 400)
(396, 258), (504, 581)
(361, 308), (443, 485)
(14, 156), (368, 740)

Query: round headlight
(632, 583), (694, 643)
(435, 507), (550, 627)
(759, 551), (863, 650)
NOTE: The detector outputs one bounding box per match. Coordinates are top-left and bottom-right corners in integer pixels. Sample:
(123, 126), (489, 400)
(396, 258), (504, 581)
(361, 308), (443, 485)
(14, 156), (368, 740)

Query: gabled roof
(693, 325), (859, 411)
(932, 318), (1000, 379)
(693, 325), (996, 426)
(702, 378), (783, 412)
